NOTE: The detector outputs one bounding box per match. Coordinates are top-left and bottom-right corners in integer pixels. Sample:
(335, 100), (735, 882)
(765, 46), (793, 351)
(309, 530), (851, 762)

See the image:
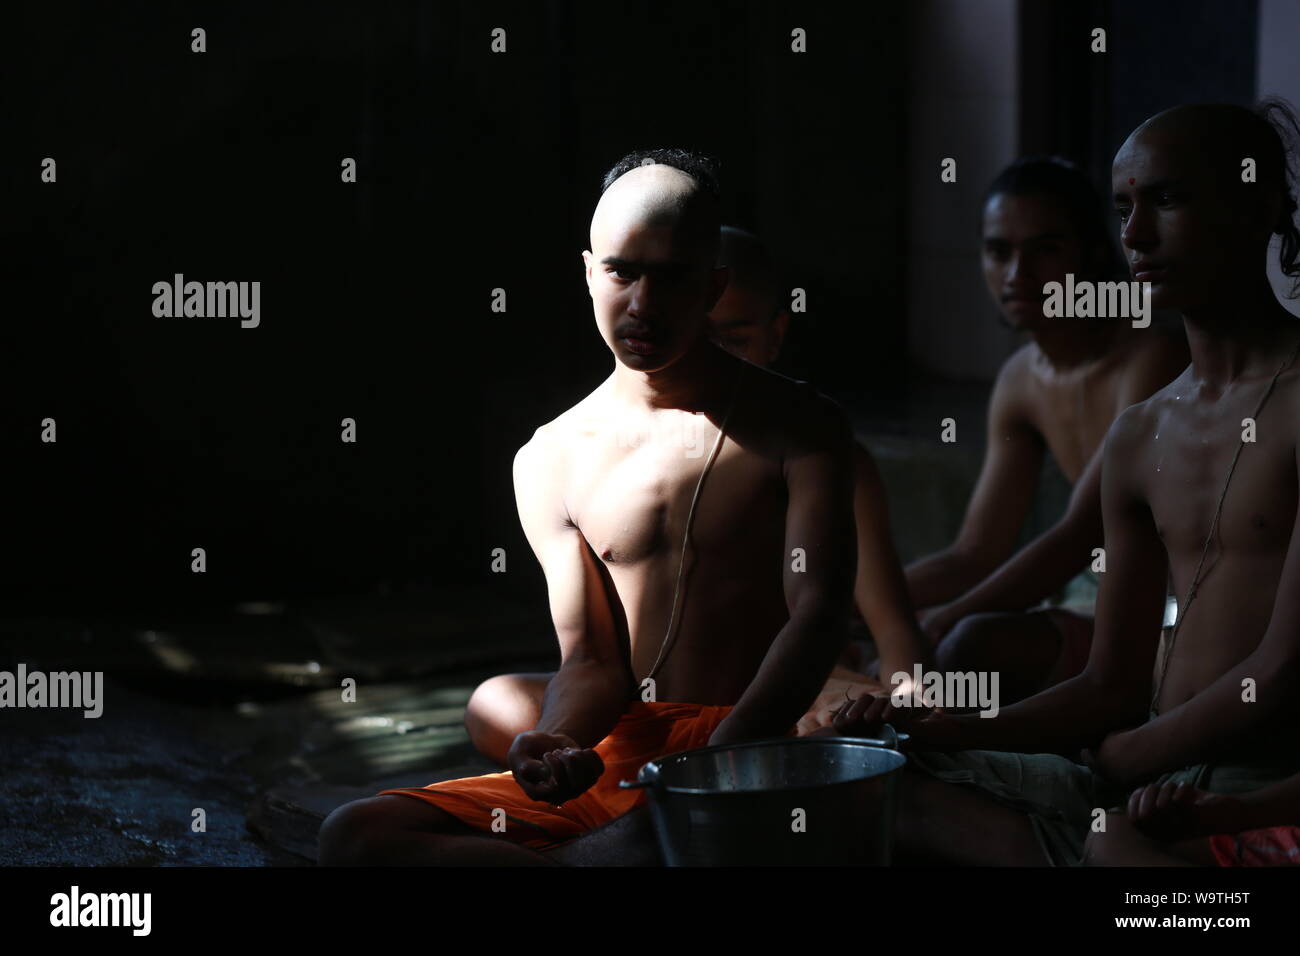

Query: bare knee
(935, 613), (1013, 672)
(464, 672), (550, 765)
(1082, 812), (1135, 866)
(317, 796), (409, 866)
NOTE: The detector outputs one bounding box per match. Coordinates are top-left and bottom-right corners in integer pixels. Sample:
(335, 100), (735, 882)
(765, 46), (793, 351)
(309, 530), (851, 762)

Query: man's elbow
(790, 588), (853, 643)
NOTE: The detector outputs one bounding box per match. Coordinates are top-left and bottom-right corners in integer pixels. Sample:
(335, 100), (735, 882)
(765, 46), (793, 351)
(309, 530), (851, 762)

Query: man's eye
(611, 269), (635, 281)
(1115, 207), (1131, 222)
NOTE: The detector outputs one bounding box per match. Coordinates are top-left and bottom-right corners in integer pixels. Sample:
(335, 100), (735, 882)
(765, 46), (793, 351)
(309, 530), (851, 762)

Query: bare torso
(536, 361), (816, 705)
(1125, 360), (1300, 713)
(1018, 328), (1187, 483)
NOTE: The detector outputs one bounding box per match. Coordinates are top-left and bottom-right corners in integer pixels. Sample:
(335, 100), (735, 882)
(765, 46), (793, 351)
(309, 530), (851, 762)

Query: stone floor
(0, 589), (554, 866)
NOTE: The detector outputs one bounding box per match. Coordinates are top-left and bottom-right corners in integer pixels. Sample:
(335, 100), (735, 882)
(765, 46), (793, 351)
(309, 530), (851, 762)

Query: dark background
(3, 0), (1263, 619)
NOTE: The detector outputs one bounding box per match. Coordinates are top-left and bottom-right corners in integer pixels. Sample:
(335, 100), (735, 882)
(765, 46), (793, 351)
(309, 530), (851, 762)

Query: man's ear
(707, 265), (731, 310)
(581, 250), (594, 298)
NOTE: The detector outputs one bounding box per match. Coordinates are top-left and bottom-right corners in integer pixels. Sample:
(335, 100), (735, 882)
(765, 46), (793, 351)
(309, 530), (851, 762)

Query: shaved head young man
(827, 100), (1300, 867)
(317, 149), (858, 865)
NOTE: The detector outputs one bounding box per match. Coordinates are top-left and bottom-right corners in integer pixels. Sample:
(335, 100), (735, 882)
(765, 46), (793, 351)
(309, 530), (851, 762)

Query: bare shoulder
(516, 381), (612, 469)
(1000, 342), (1038, 380)
(746, 364), (852, 457)
(1106, 372), (1182, 456)
(513, 388), (606, 494)
(992, 343), (1038, 404)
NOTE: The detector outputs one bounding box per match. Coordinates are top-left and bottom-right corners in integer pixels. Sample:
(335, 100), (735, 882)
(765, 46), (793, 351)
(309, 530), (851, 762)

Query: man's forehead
(983, 192), (1076, 235)
(592, 219), (713, 266)
(1113, 128), (1220, 187)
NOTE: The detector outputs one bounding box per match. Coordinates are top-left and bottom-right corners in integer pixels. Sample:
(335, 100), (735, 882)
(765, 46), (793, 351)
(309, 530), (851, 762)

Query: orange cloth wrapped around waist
(376, 700), (733, 850)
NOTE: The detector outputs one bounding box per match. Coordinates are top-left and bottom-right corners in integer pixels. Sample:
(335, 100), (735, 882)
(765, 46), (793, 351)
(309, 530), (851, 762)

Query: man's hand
(796, 677), (886, 737)
(507, 731), (605, 805)
(1126, 781), (1247, 842)
(808, 689), (927, 739)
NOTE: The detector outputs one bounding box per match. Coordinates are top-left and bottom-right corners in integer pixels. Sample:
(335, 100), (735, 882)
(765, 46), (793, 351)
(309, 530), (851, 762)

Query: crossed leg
(317, 794), (556, 866)
(934, 609), (1090, 706)
(894, 767), (1049, 866)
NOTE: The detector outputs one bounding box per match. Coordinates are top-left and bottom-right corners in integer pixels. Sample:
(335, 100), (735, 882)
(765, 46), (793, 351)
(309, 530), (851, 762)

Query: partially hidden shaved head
(717, 226), (781, 315)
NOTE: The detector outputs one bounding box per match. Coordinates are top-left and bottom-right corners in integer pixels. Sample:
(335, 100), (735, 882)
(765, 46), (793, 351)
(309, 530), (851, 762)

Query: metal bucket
(619, 730), (906, 866)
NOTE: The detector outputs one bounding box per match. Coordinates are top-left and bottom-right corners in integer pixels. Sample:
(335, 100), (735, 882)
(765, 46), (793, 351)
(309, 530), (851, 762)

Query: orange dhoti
(377, 700), (732, 850)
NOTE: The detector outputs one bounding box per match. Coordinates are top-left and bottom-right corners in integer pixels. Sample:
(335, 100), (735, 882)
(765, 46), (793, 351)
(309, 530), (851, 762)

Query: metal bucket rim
(633, 735), (907, 796)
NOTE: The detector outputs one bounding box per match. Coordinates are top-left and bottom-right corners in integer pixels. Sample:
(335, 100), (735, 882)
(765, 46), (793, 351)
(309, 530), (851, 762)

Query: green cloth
(1052, 566), (1100, 614)
(909, 720), (1300, 866)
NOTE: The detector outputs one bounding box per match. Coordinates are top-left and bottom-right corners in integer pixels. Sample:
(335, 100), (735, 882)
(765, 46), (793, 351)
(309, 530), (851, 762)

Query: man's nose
(628, 276), (662, 315)
(1005, 250), (1028, 284)
(1121, 203), (1155, 251)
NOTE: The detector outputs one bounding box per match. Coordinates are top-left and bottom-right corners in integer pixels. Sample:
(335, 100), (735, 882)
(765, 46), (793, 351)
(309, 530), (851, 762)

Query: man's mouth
(1132, 261), (1168, 282)
(621, 336), (659, 355)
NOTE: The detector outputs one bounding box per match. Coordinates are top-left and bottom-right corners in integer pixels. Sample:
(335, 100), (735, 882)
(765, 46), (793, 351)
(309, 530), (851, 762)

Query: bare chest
(1029, 369), (1127, 482)
(1143, 406), (1297, 558)
(565, 416), (785, 568)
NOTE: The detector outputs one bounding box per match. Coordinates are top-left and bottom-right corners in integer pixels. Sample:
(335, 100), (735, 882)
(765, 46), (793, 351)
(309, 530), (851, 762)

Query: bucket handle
(618, 761), (661, 790)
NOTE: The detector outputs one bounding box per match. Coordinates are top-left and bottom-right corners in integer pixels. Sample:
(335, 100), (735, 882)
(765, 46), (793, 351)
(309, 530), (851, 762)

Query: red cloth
(1209, 826), (1300, 866)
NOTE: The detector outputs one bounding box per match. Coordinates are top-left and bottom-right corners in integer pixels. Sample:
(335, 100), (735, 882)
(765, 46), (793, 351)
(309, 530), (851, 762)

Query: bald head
(1112, 100), (1300, 311)
(582, 154), (730, 372)
(1125, 103), (1292, 224)
(590, 163), (721, 266)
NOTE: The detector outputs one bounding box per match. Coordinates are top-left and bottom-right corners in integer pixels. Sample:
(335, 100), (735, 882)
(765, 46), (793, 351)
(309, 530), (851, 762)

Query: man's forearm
(907, 549), (996, 610)
(942, 521), (1096, 620)
(534, 657), (635, 748)
(914, 668), (1142, 755)
(1121, 652), (1298, 779)
(709, 605), (844, 745)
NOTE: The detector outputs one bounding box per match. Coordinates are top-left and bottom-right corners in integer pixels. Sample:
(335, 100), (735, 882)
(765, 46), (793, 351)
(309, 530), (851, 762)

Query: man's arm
(851, 442), (931, 676)
(923, 335), (1185, 636)
(906, 352), (1046, 609)
(912, 404), (1168, 755)
(708, 390), (858, 745)
(508, 434), (635, 798)
(924, 446), (1104, 638)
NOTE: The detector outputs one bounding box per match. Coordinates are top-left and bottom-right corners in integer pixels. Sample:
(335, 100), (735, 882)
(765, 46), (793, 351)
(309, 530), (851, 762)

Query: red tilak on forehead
(1129, 178), (1136, 185)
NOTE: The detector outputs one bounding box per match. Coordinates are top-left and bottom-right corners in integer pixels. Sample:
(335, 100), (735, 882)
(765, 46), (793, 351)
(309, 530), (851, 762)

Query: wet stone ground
(0, 589), (554, 867)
